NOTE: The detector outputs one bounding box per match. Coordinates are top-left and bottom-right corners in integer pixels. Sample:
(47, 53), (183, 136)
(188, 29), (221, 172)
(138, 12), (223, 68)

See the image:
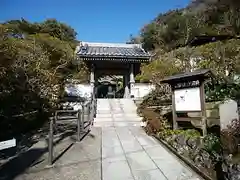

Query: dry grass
(140, 108), (163, 135)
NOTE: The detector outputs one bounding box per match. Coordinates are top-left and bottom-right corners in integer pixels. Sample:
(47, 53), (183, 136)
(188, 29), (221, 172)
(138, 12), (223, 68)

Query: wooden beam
(171, 87), (178, 129)
(176, 117), (201, 122)
(200, 81), (207, 136)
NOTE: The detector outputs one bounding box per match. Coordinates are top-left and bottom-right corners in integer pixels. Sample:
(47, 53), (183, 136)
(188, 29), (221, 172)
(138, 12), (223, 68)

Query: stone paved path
(94, 99), (203, 180)
(4, 98), (204, 180)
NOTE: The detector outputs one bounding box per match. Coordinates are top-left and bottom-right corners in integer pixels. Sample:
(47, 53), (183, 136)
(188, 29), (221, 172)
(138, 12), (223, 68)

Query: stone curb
(152, 134), (214, 180)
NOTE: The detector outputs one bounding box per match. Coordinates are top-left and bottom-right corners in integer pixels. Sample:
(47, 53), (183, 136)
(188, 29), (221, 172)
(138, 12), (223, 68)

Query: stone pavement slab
(102, 158), (134, 180)
(132, 169), (167, 180)
(94, 121), (114, 127)
(126, 151), (157, 171)
(121, 140), (143, 153)
(56, 129), (101, 166)
(1, 128), (102, 180)
(102, 145), (124, 158)
(113, 122), (141, 127)
(16, 160), (101, 180)
(145, 145), (202, 180)
(97, 99), (203, 180)
(95, 114), (112, 118)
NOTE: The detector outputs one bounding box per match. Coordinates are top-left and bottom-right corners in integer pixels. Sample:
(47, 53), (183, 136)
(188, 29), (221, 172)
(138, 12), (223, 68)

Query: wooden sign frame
(161, 69), (212, 136)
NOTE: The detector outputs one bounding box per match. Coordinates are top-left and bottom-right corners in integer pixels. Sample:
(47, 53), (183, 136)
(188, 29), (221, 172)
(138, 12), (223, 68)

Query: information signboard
(174, 87), (201, 111)
(0, 138), (16, 151)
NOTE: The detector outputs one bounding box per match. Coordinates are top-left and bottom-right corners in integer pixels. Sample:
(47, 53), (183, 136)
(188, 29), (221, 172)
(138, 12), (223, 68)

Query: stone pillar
(94, 73), (98, 98)
(129, 63), (135, 97)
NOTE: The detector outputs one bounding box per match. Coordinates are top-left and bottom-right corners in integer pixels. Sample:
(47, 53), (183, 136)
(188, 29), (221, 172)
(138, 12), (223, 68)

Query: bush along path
(138, 96), (240, 180)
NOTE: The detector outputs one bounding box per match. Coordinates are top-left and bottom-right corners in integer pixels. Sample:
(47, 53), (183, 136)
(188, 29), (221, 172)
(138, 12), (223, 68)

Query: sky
(1, 0), (190, 43)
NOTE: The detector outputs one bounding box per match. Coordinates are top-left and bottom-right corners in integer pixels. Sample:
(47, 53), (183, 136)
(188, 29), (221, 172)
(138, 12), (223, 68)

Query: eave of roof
(76, 41), (152, 61)
(161, 69), (212, 84)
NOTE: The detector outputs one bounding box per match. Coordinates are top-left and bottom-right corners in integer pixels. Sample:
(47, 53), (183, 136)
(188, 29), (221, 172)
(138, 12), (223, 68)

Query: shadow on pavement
(0, 129), (77, 180)
(0, 123), (77, 162)
(0, 148), (45, 180)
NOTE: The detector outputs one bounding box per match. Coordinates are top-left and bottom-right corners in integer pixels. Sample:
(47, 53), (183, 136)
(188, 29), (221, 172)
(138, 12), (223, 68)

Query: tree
(5, 18), (77, 43)
(141, 23), (164, 51)
(41, 19), (77, 42)
(0, 19), (87, 140)
(140, 0), (240, 52)
(138, 38), (240, 101)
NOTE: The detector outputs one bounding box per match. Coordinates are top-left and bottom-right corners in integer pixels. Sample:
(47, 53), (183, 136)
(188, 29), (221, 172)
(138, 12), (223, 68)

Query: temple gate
(75, 42), (151, 98)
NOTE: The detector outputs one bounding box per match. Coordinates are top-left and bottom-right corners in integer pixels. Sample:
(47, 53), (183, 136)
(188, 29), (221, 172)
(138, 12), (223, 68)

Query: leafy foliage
(140, 0), (240, 52)
(221, 118), (240, 154)
(158, 129), (201, 140)
(5, 18), (77, 43)
(137, 52), (184, 84)
(202, 134), (224, 167)
(137, 0), (240, 103)
(0, 19), (87, 140)
(138, 1), (240, 172)
(138, 39), (240, 101)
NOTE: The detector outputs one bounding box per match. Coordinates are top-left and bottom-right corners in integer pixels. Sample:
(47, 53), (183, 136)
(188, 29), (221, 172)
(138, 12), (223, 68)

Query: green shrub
(158, 129), (182, 139)
(158, 128), (201, 140)
(221, 118), (240, 154)
(203, 134), (222, 155)
(182, 129), (201, 139)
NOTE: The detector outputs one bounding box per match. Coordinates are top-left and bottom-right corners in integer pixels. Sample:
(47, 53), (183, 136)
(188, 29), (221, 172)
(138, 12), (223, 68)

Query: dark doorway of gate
(97, 83), (117, 98)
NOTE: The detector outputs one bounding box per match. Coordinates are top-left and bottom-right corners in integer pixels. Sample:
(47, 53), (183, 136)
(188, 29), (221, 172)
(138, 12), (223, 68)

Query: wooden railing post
(88, 102), (90, 121)
(81, 104), (84, 132)
(77, 109), (81, 141)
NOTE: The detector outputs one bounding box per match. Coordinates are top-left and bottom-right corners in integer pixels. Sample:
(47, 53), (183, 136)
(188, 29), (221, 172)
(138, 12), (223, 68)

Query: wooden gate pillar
(90, 64), (95, 94)
(129, 63), (135, 97)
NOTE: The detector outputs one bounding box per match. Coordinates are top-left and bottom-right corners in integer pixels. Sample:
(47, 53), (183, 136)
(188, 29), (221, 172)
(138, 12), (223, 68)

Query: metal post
(77, 109), (81, 141)
(48, 117), (54, 165)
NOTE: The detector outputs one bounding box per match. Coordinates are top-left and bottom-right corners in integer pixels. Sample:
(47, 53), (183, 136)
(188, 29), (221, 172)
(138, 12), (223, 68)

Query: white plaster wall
(65, 82), (155, 100)
(65, 83), (92, 99)
(131, 83), (155, 99)
(63, 83), (93, 110)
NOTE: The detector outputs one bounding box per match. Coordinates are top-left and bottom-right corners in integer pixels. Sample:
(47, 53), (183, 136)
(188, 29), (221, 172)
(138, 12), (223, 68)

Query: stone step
(95, 114), (112, 118)
(94, 117), (142, 122)
(93, 121), (142, 127)
(94, 118), (142, 121)
(95, 98), (140, 127)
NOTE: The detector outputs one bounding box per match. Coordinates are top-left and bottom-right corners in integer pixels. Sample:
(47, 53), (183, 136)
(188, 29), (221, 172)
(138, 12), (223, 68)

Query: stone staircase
(93, 98), (143, 127)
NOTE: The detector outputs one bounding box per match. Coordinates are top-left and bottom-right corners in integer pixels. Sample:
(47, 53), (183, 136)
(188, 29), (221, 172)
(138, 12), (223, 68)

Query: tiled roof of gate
(76, 42), (151, 59)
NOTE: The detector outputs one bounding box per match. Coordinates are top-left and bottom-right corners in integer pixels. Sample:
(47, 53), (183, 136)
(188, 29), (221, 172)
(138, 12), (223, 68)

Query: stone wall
(159, 132), (240, 180)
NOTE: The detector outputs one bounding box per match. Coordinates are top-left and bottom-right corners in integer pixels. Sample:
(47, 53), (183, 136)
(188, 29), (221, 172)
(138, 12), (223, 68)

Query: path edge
(152, 134), (213, 180)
